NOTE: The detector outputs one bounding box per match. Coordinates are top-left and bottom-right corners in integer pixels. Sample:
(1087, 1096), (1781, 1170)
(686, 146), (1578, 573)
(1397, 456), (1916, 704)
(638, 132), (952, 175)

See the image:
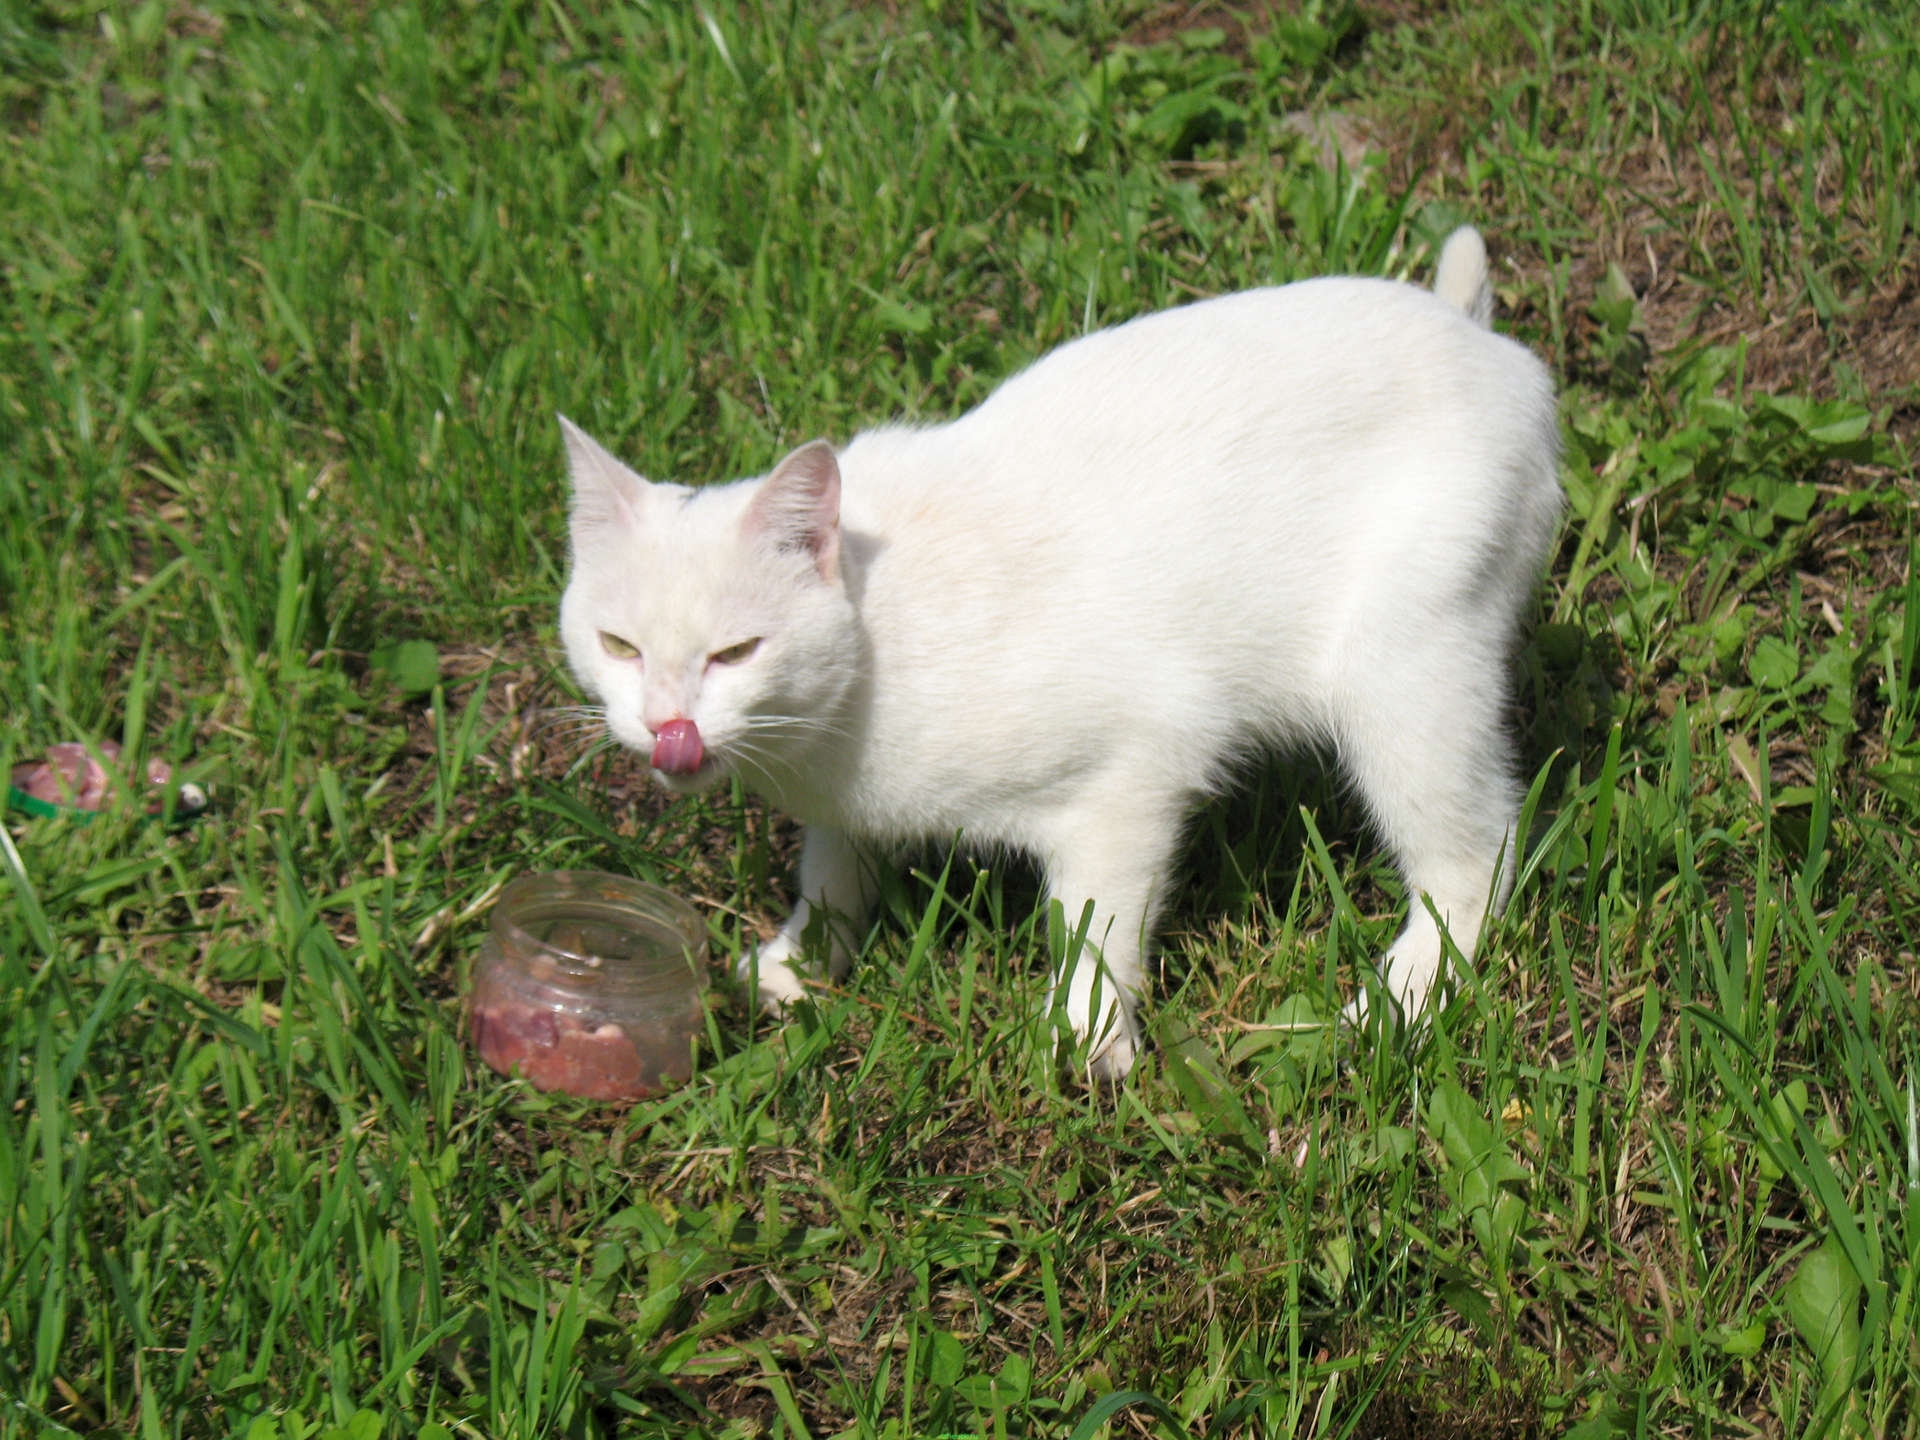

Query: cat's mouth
(648, 718), (726, 791)
(651, 718), (705, 775)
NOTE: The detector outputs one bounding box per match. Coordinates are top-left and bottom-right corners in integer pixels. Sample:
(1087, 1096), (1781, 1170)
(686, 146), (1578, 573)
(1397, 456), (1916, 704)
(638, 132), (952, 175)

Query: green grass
(3, 1), (1918, 1435)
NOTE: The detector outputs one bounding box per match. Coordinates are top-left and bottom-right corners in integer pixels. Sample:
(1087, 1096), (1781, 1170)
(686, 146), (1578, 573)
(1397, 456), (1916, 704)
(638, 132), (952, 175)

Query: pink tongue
(650, 719), (705, 775)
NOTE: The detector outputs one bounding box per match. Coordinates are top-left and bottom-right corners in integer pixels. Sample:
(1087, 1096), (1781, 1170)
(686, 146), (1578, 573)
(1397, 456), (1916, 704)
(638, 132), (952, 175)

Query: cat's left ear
(746, 440), (841, 582)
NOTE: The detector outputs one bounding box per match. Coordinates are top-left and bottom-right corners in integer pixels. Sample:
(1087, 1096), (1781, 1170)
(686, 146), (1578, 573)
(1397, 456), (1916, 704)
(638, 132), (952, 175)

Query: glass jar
(468, 870), (709, 1101)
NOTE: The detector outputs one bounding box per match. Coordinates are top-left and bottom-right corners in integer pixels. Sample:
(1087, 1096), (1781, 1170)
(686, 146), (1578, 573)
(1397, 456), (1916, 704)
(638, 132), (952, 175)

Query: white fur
(559, 228), (1562, 1081)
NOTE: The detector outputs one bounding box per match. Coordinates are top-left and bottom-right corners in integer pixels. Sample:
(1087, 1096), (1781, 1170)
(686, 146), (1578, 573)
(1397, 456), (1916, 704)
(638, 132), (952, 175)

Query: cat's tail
(1432, 226), (1493, 328)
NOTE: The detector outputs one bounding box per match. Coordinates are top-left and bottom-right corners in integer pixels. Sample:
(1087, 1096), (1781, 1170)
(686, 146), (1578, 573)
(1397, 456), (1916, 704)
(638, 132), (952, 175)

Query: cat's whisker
(721, 753), (774, 787)
(554, 732), (626, 776)
(745, 713), (848, 732)
(528, 710), (613, 755)
(544, 728), (617, 758)
(727, 722), (848, 761)
(538, 715), (606, 738)
(739, 713), (856, 744)
(717, 739), (784, 775)
(530, 704), (608, 733)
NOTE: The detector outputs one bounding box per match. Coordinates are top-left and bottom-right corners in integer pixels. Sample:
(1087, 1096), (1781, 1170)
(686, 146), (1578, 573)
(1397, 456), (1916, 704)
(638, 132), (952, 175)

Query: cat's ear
(746, 440), (841, 581)
(559, 415), (646, 530)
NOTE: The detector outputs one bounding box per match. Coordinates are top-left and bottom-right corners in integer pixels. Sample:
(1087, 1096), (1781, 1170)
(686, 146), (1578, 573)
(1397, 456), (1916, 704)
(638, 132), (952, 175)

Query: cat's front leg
(1041, 803), (1180, 1084)
(740, 823), (876, 1010)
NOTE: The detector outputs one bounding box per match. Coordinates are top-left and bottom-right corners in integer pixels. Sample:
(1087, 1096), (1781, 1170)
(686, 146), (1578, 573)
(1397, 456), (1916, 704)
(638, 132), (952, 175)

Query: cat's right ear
(558, 415), (646, 530)
(747, 440), (841, 582)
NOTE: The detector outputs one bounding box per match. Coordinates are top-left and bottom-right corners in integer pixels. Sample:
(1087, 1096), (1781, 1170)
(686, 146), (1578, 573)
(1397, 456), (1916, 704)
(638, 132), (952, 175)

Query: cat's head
(557, 418), (860, 794)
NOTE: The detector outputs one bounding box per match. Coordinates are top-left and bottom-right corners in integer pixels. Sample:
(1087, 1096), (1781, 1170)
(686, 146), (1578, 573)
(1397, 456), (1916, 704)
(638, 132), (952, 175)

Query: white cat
(558, 227), (1562, 1081)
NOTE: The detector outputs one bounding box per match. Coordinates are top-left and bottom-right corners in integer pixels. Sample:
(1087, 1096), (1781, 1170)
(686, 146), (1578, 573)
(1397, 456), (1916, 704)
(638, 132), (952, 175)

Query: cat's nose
(650, 718), (705, 775)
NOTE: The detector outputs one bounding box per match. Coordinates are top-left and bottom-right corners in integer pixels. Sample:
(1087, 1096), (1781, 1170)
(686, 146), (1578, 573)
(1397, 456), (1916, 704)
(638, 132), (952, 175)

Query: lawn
(2, 1), (1918, 1436)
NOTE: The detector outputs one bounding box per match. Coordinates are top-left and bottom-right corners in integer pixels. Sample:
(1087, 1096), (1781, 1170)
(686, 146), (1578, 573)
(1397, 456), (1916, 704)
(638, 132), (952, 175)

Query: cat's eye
(709, 638), (761, 666)
(599, 631), (640, 660)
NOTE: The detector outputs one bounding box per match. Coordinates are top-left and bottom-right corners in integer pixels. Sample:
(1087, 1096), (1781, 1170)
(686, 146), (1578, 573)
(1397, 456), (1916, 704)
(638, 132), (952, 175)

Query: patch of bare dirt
(1372, 11), (1920, 436)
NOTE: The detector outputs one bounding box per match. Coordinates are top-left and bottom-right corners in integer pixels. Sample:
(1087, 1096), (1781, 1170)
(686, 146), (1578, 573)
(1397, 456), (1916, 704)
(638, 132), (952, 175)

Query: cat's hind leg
(742, 823), (877, 1009)
(1334, 639), (1519, 1024)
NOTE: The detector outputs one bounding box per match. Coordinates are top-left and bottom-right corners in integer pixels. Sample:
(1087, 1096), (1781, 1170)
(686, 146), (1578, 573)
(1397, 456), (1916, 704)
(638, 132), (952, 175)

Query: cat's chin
(651, 758), (727, 795)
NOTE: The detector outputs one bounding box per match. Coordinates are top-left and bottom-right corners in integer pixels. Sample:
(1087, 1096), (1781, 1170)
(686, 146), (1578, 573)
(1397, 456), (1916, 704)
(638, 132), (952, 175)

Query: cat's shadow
(855, 611), (1616, 1017)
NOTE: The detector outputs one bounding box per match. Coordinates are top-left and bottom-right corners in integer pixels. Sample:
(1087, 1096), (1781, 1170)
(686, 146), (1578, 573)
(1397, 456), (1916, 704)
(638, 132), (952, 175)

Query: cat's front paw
(738, 933), (812, 1011)
(1084, 1020), (1140, 1086)
(1066, 991), (1142, 1085)
(1341, 937), (1444, 1036)
(1339, 989), (1395, 1034)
